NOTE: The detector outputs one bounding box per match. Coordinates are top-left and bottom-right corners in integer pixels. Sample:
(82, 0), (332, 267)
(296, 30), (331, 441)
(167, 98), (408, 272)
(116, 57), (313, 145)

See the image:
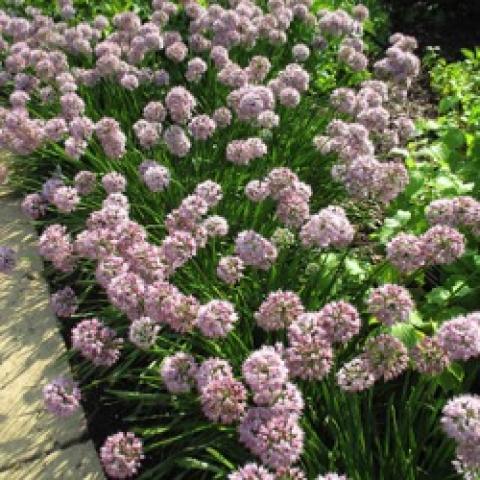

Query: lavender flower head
(128, 316), (160, 350)
(0, 246), (16, 273)
(441, 394), (480, 445)
(367, 284), (414, 326)
(254, 290), (304, 331)
(100, 432), (144, 479)
(228, 463), (274, 480)
(196, 300), (238, 338)
(43, 376), (81, 417)
(160, 352), (197, 394)
(50, 286), (78, 318)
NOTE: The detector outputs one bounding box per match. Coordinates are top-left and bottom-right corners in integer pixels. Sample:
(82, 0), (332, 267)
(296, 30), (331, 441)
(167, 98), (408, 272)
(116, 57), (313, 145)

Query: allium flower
(165, 86), (196, 124)
(279, 87), (301, 108)
(102, 172), (127, 194)
(200, 376), (247, 424)
(365, 334), (409, 381)
(202, 215), (229, 237)
(194, 180), (223, 208)
(217, 256), (245, 285)
(165, 41), (188, 63)
(196, 300), (238, 338)
(213, 107), (232, 128)
(243, 346), (289, 405)
(386, 233), (425, 273)
(300, 206), (354, 249)
(453, 443), (480, 479)
(107, 272), (145, 319)
(188, 114), (216, 140)
(74, 171), (96, 195)
(292, 44), (310, 62)
(71, 318), (122, 367)
(226, 138), (268, 166)
(163, 125), (191, 157)
(286, 313), (333, 380)
(42, 177), (65, 203)
(160, 352), (197, 394)
(436, 314), (480, 361)
(267, 168), (298, 199)
(271, 228), (296, 249)
(128, 316), (160, 350)
(317, 300), (361, 344)
(228, 463), (274, 480)
(38, 224), (75, 272)
(367, 284), (414, 326)
(161, 292), (200, 333)
(234, 230), (278, 270)
(22, 193), (48, 220)
(43, 376), (81, 417)
(239, 407), (304, 470)
(143, 101), (166, 122)
(52, 186), (80, 213)
(0, 246), (16, 273)
(411, 336), (449, 375)
(441, 394), (480, 444)
(160, 230), (197, 271)
(245, 180), (271, 202)
(257, 110), (279, 129)
(100, 432), (144, 479)
(141, 163), (170, 192)
(195, 358), (234, 392)
(425, 198), (458, 227)
(337, 355), (376, 392)
(421, 225), (465, 265)
(95, 118), (127, 159)
(270, 382), (304, 418)
(254, 291), (304, 331)
(50, 286), (77, 318)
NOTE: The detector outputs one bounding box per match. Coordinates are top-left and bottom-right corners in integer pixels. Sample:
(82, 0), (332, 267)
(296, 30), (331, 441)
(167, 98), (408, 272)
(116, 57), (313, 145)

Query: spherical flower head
(0, 246), (16, 273)
(352, 4), (369, 21)
(188, 114), (216, 140)
(102, 172), (127, 194)
(411, 336), (449, 375)
(142, 164), (170, 192)
(421, 225), (465, 265)
(239, 407), (304, 470)
(100, 432), (144, 479)
(254, 290), (304, 331)
(217, 256), (245, 285)
(453, 442), (480, 478)
(336, 355), (376, 392)
(200, 376), (247, 424)
(386, 233), (425, 273)
(425, 198), (458, 227)
(245, 180), (271, 202)
(51, 286), (77, 318)
(52, 186), (80, 213)
(292, 44), (310, 62)
(436, 314), (480, 361)
(43, 375), (81, 418)
(228, 463), (274, 480)
(163, 125), (191, 157)
(143, 101), (166, 122)
(194, 180), (223, 208)
(107, 272), (145, 319)
(160, 352), (197, 394)
(22, 193), (48, 220)
(270, 382), (304, 418)
(161, 292), (199, 333)
(42, 177), (65, 203)
(234, 230), (278, 270)
(441, 394), (480, 444)
(279, 87), (301, 108)
(71, 318), (122, 367)
(165, 86), (196, 124)
(196, 300), (238, 338)
(74, 171), (96, 195)
(330, 87), (357, 115)
(195, 358), (234, 392)
(143, 280), (179, 322)
(226, 138), (268, 166)
(267, 168), (298, 199)
(275, 191), (310, 229)
(165, 41), (188, 63)
(242, 346), (289, 405)
(213, 107), (232, 128)
(276, 467), (307, 480)
(160, 230), (197, 272)
(257, 110), (279, 129)
(365, 334), (409, 381)
(202, 216), (229, 238)
(271, 228), (296, 250)
(317, 300), (361, 344)
(367, 284), (414, 326)
(286, 313), (333, 380)
(128, 316), (160, 350)
(300, 206), (354, 249)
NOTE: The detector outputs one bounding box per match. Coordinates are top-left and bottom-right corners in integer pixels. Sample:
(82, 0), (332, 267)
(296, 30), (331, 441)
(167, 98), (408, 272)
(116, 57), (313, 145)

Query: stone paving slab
(0, 194), (104, 479)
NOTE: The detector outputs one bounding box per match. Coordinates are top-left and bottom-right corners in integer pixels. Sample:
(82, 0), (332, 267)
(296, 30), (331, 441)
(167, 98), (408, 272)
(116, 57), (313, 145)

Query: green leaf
(438, 96), (460, 114)
(426, 287), (450, 306)
(441, 128), (466, 150)
(391, 323), (420, 349)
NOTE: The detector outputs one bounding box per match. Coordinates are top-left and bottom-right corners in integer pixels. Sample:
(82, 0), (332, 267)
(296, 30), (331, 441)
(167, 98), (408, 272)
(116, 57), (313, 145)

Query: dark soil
(382, 0), (480, 60)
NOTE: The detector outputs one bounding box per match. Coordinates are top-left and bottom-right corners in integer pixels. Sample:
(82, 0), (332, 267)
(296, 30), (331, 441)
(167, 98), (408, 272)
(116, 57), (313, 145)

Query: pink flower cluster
(387, 225), (465, 273)
(234, 230), (278, 270)
(441, 394), (480, 479)
(43, 376), (81, 417)
(366, 284), (414, 326)
(100, 431), (144, 479)
(0, 246), (16, 273)
(50, 286), (78, 318)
